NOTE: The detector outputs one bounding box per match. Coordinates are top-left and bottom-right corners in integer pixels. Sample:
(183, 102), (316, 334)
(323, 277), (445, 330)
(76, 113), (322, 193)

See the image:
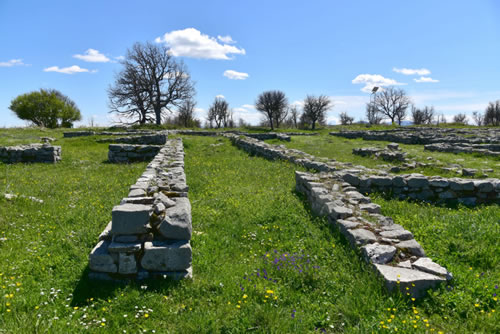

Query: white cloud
(217, 35), (235, 44)
(215, 94), (225, 99)
(393, 67), (431, 76)
(241, 104), (255, 109)
(223, 70), (249, 80)
(155, 28), (245, 60)
(115, 56), (125, 61)
(414, 76), (439, 83)
(73, 49), (110, 62)
(352, 74), (406, 93)
(0, 59), (27, 67)
(43, 65), (92, 74)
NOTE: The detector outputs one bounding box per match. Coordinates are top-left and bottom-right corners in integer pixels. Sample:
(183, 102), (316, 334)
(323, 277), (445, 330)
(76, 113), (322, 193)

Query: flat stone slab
(157, 198), (192, 240)
(89, 240), (117, 273)
(108, 242), (142, 253)
(396, 239), (425, 257)
(359, 203), (381, 214)
(380, 229), (413, 241)
(374, 264), (445, 298)
(413, 257), (448, 277)
(141, 240), (192, 271)
(111, 203), (152, 235)
(361, 243), (396, 264)
(128, 188), (147, 198)
(345, 228), (377, 246)
(335, 219), (360, 237)
(326, 204), (353, 219)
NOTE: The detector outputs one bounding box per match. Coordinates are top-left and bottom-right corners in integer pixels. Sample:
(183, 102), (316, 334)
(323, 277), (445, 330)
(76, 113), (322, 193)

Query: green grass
(267, 135), (500, 179)
(0, 129), (499, 333)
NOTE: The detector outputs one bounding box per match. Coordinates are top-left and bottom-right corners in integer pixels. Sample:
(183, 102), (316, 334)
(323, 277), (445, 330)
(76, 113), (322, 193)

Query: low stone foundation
(0, 144), (61, 163)
(89, 138), (192, 281)
(424, 143), (500, 156)
(108, 144), (163, 163)
(226, 133), (500, 205)
(296, 171), (451, 298)
(98, 132), (168, 145)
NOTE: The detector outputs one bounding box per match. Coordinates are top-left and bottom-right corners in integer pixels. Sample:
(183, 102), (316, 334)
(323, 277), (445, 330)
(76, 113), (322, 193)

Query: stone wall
(330, 128), (500, 146)
(89, 138), (192, 281)
(64, 130), (155, 138)
(0, 144), (61, 163)
(98, 132), (168, 145)
(295, 171), (451, 298)
(226, 133), (500, 205)
(424, 143), (500, 156)
(169, 130), (291, 141)
(108, 144), (163, 163)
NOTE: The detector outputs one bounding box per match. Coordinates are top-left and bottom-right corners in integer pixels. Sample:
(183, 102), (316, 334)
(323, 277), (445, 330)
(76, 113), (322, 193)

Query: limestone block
(108, 242), (142, 253)
(111, 203), (151, 235)
(335, 219), (360, 237)
(141, 240), (192, 271)
(157, 198), (192, 240)
(413, 257), (449, 277)
(128, 188), (147, 198)
(374, 264), (445, 298)
(326, 203), (353, 220)
(361, 243), (396, 264)
(118, 253), (137, 274)
(407, 175), (429, 188)
(380, 229), (413, 241)
(359, 203), (381, 214)
(396, 239), (425, 257)
(89, 241), (117, 273)
(98, 221), (112, 241)
(345, 228), (377, 246)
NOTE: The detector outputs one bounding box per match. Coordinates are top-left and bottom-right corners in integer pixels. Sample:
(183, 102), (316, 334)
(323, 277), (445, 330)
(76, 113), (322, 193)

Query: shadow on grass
(71, 266), (182, 306)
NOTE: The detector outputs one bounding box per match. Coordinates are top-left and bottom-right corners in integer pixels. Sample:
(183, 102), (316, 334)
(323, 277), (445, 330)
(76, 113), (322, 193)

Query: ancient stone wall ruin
(89, 138), (192, 281)
(108, 144), (163, 163)
(0, 144), (61, 163)
(98, 132), (168, 145)
(226, 133), (500, 205)
(296, 171), (451, 298)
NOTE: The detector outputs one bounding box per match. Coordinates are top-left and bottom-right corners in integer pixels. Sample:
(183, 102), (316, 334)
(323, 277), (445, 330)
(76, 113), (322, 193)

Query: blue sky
(1, 0), (500, 127)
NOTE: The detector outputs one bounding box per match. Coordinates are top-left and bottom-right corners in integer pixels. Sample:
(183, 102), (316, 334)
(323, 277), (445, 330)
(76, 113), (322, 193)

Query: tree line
(7, 40), (500, 129)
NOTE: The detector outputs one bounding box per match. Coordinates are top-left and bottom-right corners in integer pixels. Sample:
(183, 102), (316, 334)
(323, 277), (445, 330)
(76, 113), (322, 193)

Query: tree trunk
(311, 120), (316, 130)
(155, 107), (161, 125)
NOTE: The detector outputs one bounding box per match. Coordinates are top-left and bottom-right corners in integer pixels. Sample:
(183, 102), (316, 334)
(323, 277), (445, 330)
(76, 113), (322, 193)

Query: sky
(1, 0), (500, 127)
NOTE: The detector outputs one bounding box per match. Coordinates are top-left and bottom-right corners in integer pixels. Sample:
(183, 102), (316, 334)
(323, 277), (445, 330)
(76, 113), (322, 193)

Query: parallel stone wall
(296, 171), (451, 298)
(108, 144), (163, 163)
(98, 132), (168, 145)
(226, 133), (500, 206)
(330, 128), (500, 145)
(89, 138), (192, 281)
(64, 130), (155, 138)
(169, 130), (291, 141)
(424, 143), (500, 156)
(0, 144), (61, 163)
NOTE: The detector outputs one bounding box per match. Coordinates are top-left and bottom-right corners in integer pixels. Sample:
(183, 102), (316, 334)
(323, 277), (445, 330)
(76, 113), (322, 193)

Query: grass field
(0, 129), (498, 333)
(267, 134), (500, 179)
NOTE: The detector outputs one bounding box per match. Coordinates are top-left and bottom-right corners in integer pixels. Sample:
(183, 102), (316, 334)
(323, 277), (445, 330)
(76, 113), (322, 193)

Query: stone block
(89, 241), (117, 273)
(361, 243), (396, 264)
(374, 264), (445, 298)
(157, 198), (192, 240)
(412, 257), (449, 278)
(141, 240), (192, 271)
(380, 229), (413, 241)
(118, 253), (137, 274)
(396, 239), (425, 257)
(111, 203), (152, 235)
(359, 203), (381, 214)
(326, 203), (353, 219)
(108, 242), (142, 253)
(345, 228), (377, 246)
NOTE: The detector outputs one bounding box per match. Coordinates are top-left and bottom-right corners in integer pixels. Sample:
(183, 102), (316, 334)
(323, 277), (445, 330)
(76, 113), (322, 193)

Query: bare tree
(108, 42), (195, 125)
(289, 106), (300, 128)
(411, 105), (435, 125)
(177, 98), (197, 127)
(472, 111), (484, 126)
(302, 95), (332, 130)
(372, 87), (411, 125)
(436, 113), (447, 125)
(255, 90), (288, 130)
(453, 113), (468, 125)
(484, 100), (500, 126)
(207, 98), (229, 129)
(339, 112), (354, 125)
(365, 103), (383, 125)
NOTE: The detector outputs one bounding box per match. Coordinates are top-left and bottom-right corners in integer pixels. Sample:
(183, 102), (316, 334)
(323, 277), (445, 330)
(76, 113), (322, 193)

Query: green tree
(9, 89), (81, 128)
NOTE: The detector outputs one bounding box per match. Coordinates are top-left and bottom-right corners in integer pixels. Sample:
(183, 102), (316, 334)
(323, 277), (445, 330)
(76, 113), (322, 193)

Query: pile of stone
(424, 143), (500, 157)
(353, 143), (407, 162)
(108, 144), (163, 163)
(89, 138), (192, 281)
(0, 144), (61, 163)
(295, 171), (451, 298)
(98, 132), (168, 145)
